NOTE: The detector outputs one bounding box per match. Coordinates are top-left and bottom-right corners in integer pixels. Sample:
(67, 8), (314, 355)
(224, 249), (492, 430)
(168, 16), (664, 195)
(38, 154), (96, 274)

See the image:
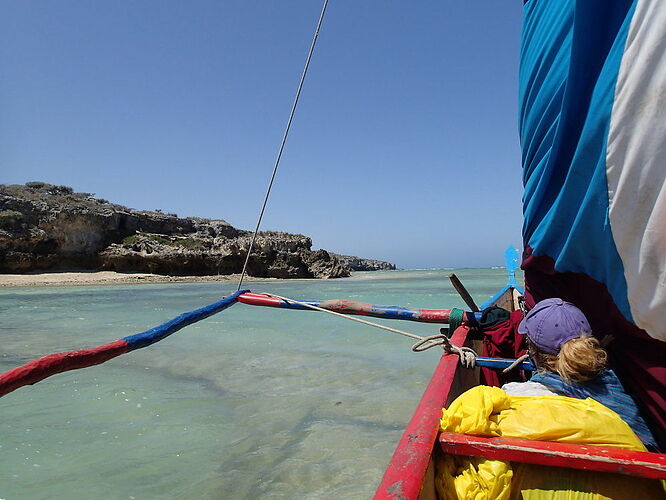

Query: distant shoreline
(0, 270), (320, 288)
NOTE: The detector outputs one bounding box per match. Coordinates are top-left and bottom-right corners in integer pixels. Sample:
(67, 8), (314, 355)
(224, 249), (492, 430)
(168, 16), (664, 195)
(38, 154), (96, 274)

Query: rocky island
(331, 253), (397, 272)
(0, 182), (395, 280)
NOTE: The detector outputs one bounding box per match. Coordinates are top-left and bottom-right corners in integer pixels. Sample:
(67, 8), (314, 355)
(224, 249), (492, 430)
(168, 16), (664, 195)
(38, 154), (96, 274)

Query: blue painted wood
(478, 246), (523, 311)
(475, 356), (534, 371)
(504, 245), (520, 288)
(272, 298), (483, 323)
(122, 290), (249, 350)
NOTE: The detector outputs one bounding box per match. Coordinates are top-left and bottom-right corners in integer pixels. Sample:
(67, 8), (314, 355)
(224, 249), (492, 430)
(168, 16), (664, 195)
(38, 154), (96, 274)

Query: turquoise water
(0, 269), (521, 499)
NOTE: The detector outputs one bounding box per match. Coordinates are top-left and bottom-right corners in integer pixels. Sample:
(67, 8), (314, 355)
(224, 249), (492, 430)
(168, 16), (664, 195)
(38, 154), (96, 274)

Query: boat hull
(374, 286), (666, 499)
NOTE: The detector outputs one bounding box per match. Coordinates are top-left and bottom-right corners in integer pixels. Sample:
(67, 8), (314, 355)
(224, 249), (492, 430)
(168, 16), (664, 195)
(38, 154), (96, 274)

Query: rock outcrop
(0, 182), (368, 279)
(331, 253), (396, 271)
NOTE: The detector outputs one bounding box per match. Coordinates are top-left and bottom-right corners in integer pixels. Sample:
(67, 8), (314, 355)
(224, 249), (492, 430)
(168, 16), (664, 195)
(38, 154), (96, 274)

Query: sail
(519, 0), (666, 436)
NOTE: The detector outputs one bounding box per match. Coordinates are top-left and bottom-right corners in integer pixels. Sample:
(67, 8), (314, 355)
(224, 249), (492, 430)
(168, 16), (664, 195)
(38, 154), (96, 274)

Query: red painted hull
(375, 327), (472, 499)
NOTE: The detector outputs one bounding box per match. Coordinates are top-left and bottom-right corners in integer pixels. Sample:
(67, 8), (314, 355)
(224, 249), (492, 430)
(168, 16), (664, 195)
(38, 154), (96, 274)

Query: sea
(0, 268), (522, 499)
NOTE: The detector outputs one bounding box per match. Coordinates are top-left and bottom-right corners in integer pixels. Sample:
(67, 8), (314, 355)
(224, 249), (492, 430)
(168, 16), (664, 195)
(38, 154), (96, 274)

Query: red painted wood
(0, 340), (129, 397)
(374, 327), (470, 500)
(438, 432), (666, 480)
(317, 299), (452, 323)
(237, 292), (284, 308)
(415, 309), (452, 322)
(238, 292), (459, 323)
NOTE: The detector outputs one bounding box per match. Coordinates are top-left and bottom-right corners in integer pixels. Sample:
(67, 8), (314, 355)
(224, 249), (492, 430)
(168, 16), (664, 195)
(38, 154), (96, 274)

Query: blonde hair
(529, 336), (607, 383)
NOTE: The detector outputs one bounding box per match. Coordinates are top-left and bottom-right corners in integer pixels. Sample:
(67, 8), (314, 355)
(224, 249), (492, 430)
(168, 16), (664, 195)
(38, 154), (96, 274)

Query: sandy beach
(0, 271), (276, 287)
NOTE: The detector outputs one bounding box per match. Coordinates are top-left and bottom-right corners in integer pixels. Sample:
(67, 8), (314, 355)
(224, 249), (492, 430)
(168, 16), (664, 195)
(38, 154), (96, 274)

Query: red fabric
(522, 247), (666, 441)
(480, 310), (527, 387)
(0, 339), (129, 398)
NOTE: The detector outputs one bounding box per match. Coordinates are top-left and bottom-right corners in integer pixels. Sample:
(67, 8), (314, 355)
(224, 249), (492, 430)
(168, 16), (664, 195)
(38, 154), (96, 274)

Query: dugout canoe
(373, 283), (666, 499)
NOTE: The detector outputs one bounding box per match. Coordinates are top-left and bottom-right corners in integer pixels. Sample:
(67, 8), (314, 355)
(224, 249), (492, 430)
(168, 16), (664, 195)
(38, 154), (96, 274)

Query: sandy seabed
(0, 271), (280, 287)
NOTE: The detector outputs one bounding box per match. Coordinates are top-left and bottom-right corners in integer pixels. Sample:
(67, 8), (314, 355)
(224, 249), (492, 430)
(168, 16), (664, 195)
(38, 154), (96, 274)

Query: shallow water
(0, 268), (522, 499)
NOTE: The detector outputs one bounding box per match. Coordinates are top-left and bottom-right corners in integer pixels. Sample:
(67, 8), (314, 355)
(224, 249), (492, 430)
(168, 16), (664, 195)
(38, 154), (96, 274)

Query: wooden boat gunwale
(438, 432), (666, 480)
(374, 326), (475, 500)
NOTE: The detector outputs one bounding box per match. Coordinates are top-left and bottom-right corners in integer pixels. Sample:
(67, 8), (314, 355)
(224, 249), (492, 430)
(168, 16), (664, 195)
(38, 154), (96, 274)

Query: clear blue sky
(1, 1), (524, 269)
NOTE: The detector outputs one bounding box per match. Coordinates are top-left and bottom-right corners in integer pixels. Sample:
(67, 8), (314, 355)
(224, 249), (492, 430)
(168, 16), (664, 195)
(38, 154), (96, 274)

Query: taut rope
(237, 0), (330, 291)
(264, 293), (424, 341)
(261, 293), (478, 360)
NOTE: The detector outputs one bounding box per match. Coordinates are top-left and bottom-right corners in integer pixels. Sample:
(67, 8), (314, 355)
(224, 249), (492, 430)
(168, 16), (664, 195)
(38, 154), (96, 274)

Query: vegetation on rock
(0, 182), (393, 278)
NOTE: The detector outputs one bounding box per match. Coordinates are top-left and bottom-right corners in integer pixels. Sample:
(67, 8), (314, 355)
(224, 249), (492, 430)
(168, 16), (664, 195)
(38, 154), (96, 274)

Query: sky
(1, 1), (525, 269)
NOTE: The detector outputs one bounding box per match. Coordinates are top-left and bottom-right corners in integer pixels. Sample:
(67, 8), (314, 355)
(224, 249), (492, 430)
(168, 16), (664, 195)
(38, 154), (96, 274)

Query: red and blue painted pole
(237, 292), (482, 324)
(0, 290), (248, 398)
(0, 290), (485, 398)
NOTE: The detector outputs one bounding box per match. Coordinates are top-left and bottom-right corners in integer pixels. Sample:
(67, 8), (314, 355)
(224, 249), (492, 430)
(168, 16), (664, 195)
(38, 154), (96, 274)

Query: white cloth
(501, 381), (560, 397)
(606, 0), (666, 340)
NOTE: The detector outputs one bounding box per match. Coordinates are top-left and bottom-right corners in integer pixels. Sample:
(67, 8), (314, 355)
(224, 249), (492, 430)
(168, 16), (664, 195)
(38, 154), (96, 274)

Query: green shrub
(150, 234), (172, 245)
(174, 238), (207, 251)
(122, 235), (141, 245)
(122, 233), (173, 246)
(46, 185), (74, 195)
(0, 210), (23, 228)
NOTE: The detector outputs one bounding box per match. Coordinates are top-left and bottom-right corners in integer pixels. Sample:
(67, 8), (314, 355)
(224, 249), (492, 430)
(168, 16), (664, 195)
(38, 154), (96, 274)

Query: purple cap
(518, 298), (592, 354)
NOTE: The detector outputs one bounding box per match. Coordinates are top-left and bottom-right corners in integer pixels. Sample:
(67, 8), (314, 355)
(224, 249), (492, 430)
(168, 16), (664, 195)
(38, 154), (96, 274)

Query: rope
(412, 334), (452, 352)
(263, 293), (424, 341)
(261, 293), (481, 365)
(237, 0), (330, 291)
(448, 308), (465, 332)
(501, 353), (530, 373)
(440, 335), (478, 369)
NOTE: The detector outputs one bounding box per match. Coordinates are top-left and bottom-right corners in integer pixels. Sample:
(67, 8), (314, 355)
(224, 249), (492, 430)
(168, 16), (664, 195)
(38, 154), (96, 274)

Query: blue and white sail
(520, 0), (666, 432)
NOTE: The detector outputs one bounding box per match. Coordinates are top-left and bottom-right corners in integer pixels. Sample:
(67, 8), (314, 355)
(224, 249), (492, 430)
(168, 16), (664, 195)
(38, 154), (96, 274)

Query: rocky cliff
(331, 253), (396, 271)
(0, 182), (370, 279)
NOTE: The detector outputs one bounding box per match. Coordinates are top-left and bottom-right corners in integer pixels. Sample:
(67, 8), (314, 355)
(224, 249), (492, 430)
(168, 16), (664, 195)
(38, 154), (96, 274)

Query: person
(502, 298), (658, 450)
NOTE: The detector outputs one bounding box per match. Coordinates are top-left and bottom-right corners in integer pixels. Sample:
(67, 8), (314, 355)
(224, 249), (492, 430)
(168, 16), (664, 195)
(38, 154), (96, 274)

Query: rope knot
(440, 335), (478, 369)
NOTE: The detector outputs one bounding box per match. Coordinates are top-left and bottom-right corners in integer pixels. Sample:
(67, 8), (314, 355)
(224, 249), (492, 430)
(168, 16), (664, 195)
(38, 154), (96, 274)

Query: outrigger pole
(1, 290), (532, 399)
(0, 290), (247, 398)
(237, 292), (482, 324)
